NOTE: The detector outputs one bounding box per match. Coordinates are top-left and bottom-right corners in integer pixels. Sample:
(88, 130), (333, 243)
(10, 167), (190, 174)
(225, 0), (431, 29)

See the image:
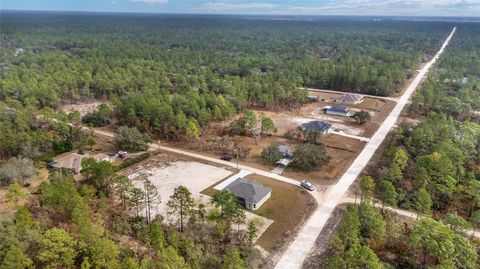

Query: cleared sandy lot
(261, 109), (364, 137)
(61, 101), (105, 117)
(129, 161), (232, 219)
(128, 160), (274, 245)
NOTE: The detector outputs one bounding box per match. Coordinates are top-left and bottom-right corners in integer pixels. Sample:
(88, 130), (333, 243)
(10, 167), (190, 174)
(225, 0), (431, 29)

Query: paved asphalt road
(273, 27), (457, 269)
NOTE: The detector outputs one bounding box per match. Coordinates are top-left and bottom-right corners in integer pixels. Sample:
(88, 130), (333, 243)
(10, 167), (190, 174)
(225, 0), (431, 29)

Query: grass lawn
(244, 174), (316, 252)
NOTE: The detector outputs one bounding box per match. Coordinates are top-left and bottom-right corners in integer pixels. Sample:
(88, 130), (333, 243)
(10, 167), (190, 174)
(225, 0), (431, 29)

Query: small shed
(276, 158), (291, 167)
(225, 178), (272, 210)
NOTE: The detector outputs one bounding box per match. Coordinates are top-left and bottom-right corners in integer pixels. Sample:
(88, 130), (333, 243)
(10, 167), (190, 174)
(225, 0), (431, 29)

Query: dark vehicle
(220, 155), (232, 161)
(301, 180), (315, 191)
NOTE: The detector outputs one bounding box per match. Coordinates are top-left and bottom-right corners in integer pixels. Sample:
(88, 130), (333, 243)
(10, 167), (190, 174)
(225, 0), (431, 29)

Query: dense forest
(375, 24), (480, 219)
(1, 11), (479, 269)
(322, 203), (478, 269)
(1, 169), (259, 269)
(325, 23), (480, 268)
(411, 24), (480, 120)
(1, 12), (452, 140)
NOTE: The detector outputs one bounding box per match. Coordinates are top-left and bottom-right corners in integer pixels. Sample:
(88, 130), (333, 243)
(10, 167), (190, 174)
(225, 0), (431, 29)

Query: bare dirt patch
(357, 97), (386, 112)
(260, 107), (365, 137)
(61, 101), (105, 117)
(128, 161), (232, 219)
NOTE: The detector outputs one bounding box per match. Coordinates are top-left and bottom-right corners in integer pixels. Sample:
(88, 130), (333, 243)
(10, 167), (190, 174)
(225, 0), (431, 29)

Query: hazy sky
(2, 0), (480, 16)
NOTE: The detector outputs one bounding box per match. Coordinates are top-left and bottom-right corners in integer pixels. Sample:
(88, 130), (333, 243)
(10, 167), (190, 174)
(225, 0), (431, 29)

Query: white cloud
(288, 0), (480, 16)
(203, 2), (277, 12)
(131, 0), (169, 4)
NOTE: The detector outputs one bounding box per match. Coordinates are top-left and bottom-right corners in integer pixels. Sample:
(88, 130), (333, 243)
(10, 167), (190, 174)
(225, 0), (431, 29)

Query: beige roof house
(50, 153), (86, 173)
(48, 152), (113, 174)
(336, 93), (364, 104)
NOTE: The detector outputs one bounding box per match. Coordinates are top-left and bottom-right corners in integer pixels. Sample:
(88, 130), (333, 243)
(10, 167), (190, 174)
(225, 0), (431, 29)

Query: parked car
(220, 155), (232, 161)
(118, 151), (128, 159)
(301, 180), (315, 191)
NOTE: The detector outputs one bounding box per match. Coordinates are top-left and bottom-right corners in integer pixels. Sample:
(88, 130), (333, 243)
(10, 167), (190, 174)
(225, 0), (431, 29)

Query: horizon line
(1, 9), (480, 19)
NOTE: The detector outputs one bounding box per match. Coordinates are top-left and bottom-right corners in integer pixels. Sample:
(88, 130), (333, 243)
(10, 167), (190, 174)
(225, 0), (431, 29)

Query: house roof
(327, 105), (349, 114)
(226, 178), (271, 204)
(52, 153), (86, 173)
(277, 145), (291, 155)
(338, 93), (363, 103)
(300, 120), (332, 132)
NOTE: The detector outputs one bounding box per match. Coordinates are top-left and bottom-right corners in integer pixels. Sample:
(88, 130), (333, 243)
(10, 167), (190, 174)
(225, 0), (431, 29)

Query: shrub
(290, 143), (330, 171)
(114, 126), (151, 151)
(260, 143), (283, 166)
(353, 110), (371, 124)
(117, 153), (150, 170)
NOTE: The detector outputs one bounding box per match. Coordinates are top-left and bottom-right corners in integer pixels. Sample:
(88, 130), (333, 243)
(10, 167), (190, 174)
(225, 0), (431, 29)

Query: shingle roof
(52, 153), (85, 173)
(226, 178), (272, 204)
(327, 105), (349, 114)
(300, 120), (332, 132)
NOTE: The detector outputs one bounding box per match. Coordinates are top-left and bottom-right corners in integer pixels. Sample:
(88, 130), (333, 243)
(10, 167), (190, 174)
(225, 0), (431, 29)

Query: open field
(168, 130), (362, 187)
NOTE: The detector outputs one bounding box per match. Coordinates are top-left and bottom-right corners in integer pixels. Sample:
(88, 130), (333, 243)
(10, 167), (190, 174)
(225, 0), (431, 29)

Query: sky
(2, 0), (480, 16)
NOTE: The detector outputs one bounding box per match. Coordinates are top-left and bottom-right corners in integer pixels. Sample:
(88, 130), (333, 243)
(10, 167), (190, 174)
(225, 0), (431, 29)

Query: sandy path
(273, 27), (457, 269)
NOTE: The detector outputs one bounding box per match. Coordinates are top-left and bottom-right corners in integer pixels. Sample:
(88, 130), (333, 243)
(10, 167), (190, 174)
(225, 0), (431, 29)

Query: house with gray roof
(300, 120), (332, 134)
(225, 178), (272, 210)
(325, 105), (351, 117)
(336, 93), (364, 104)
